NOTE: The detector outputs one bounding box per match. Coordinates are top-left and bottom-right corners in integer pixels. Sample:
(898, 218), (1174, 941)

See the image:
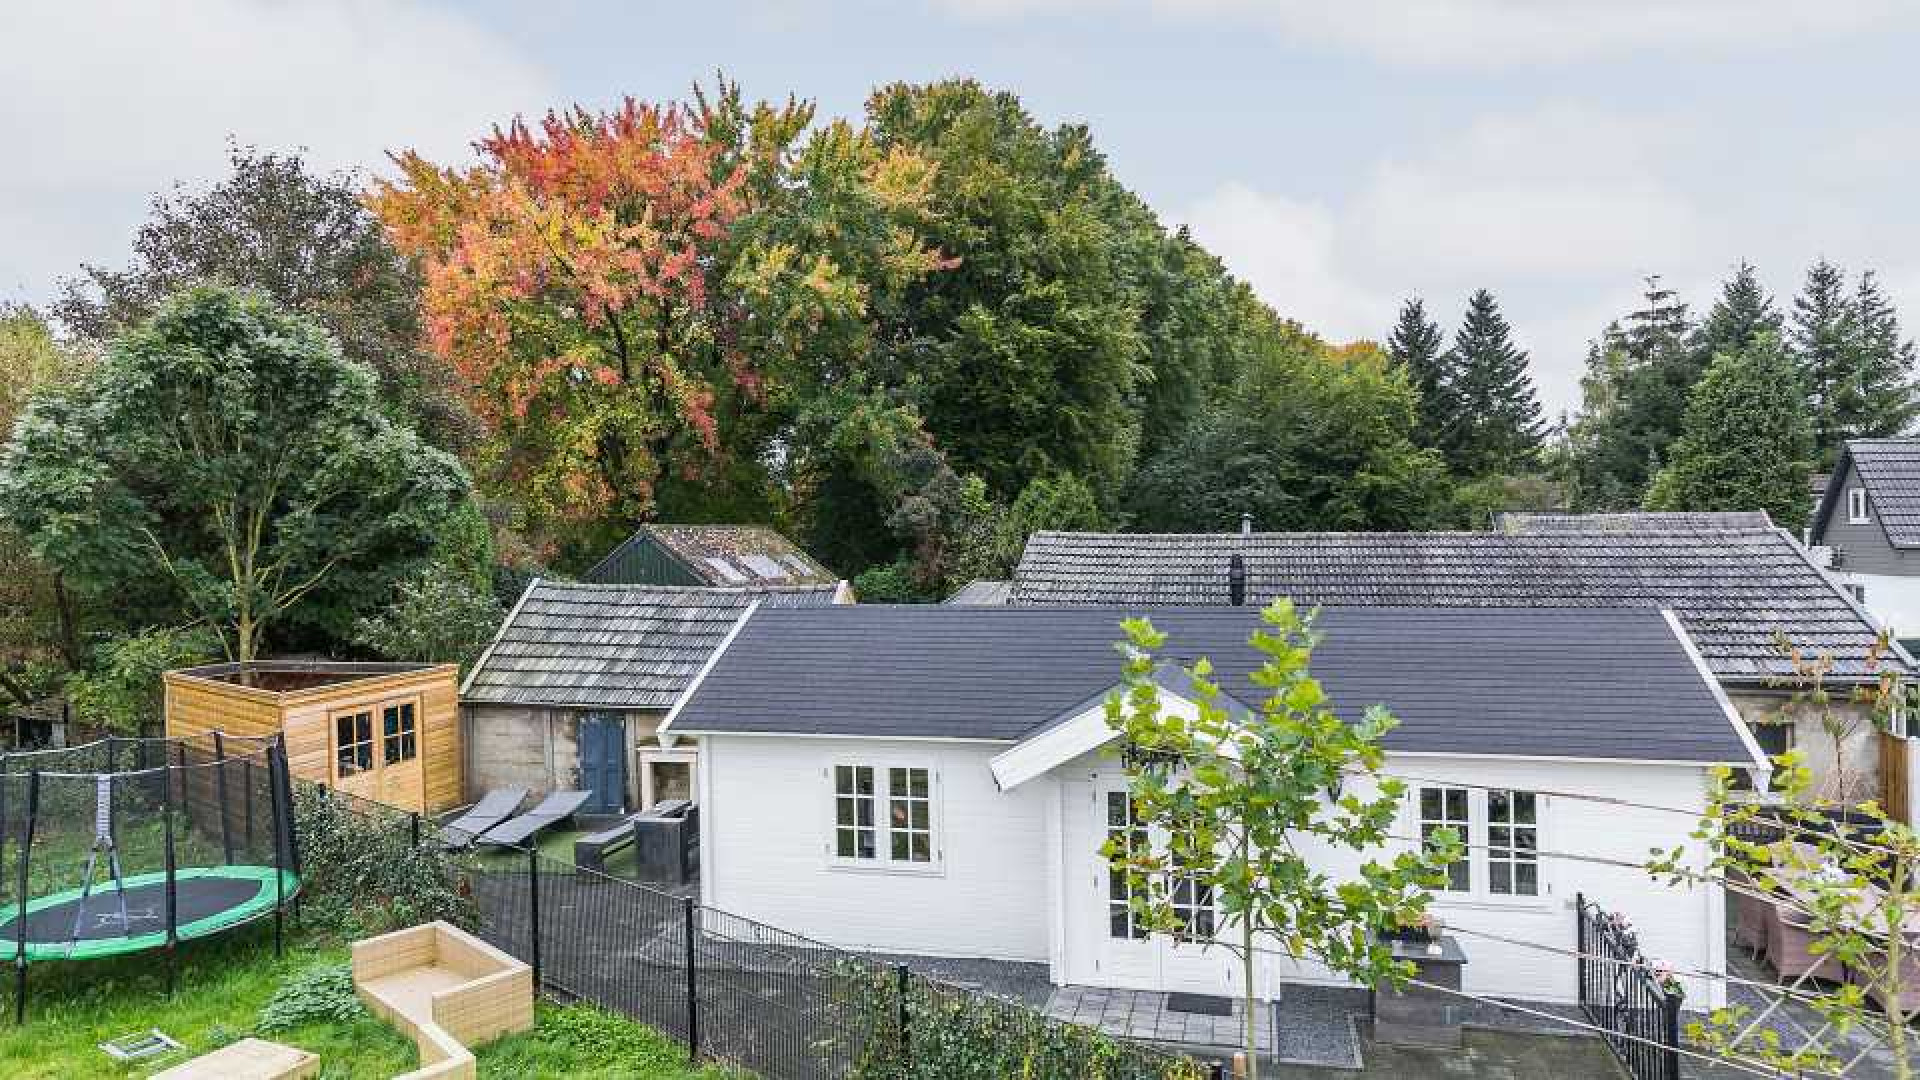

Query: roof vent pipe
(1240, 512), (1253, 537)
(1228, 554), (1247, 606)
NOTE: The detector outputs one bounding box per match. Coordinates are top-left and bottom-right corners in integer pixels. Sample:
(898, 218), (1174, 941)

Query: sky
(5, 0), (1920, 413)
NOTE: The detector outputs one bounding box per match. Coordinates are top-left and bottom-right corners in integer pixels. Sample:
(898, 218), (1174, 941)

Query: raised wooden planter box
(352, 921), (534, 1080)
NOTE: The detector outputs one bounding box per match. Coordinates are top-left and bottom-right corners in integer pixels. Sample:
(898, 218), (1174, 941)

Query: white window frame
(1413, 785), (1550, 906)
(1849, 486), (1871, 524)
(826, 762), (941, 872)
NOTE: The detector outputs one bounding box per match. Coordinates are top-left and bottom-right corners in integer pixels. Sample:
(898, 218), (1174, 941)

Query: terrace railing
(1576, 892), (1683, 1080)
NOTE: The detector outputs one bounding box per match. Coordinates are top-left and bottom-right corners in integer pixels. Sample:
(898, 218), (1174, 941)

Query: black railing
(313, 784), (1201, 1080)
(1576, 892), (1683, 1080)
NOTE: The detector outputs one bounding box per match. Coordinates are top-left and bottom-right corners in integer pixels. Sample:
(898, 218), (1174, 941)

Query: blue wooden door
(578, 713), (628, 814)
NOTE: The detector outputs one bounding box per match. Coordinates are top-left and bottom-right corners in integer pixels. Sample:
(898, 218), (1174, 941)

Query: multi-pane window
(1169, 839), (1217, 941)
(334, 710), (373, 777)
(1106, 792), (1148, 940)
(1420, 786), (1471, 892)
(834, 766), (877, 860)
(888, 767), (932, 863)
(1849, 486), (1871, 523)
(833, 765), (934, 866)
(382, 702), (418, 765)
(1486, 790), (1539, 896)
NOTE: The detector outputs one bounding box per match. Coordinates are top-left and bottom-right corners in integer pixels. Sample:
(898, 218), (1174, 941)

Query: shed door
(578, 712), (628, 815)
(1087, 780), (1235, 994)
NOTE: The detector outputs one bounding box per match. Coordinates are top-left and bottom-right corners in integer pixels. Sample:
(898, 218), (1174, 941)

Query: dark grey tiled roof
(1816, 440), (1920, 549)
(944, 580), (1012, 605)
(583, 524), (837, 586)
(1010, 529), (1905, 681)
(461, 581), (842, 708)
(669, 606), (1753, 765)
(1495, 511), (1774, 533)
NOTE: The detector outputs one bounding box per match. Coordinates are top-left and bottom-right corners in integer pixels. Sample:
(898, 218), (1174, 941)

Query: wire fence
(313, 783), (1206, 1080)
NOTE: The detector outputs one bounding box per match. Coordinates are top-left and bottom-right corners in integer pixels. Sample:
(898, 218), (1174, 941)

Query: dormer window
(1849, 487), (1871, 524)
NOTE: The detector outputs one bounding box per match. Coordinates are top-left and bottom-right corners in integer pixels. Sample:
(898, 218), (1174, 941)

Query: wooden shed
(164, 661), (462, 814)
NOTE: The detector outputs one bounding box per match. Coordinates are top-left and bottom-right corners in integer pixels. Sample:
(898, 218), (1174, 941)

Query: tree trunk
(1241, 917), (1258, 1080)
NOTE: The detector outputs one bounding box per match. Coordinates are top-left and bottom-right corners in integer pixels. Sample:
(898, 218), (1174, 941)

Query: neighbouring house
(944, 580), (1011, 606)
(580, 523), (837, 588)
(1010, 524), (1915, 811)
(165, 661), (462, 814)
(460, 580), (849, 815)
(1809, 439), (1920, 649)
(664, 604), (1761, 1007)
(1495, 510), (1775, 534)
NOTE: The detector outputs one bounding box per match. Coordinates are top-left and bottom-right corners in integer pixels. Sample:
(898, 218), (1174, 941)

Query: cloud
(0, 0), (552, 304)
(929, 0), (1918, 67)
(1179, 183), (1391, 343)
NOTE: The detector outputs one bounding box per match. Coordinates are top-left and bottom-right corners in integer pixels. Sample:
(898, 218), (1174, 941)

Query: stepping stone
(152, 1037), (318, 1080)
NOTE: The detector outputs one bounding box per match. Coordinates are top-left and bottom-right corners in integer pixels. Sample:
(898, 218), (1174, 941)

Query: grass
(469, 826), (644, 878)
(0, 922), (738, 1078)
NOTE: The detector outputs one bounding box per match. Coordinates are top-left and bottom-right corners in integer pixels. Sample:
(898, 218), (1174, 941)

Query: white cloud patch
(930, 0), (1918, 66)
(0, 0), (551, 304)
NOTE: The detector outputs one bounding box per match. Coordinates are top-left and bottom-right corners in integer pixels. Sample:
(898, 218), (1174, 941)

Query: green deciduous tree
(1108, 601), (1459, 1079)
(0, 286), (471, 661)
(1441, 289), (1544, 476)
(0, 306), (89, 669)
(1128, 332), (1451, 533)
(65, 626), (221, 734)
(353, 570), (505, 676)
(1644, 332), (1813, 530)
(56, 145), (475, 452)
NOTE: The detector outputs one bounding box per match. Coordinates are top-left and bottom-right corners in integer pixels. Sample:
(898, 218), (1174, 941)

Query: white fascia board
(990, 686), (1208, 791)
(1662, 608), (1772, 781)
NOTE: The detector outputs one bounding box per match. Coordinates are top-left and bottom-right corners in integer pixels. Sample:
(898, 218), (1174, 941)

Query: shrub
(292, 785), (477, 936)
(257, 964), (365, 1033)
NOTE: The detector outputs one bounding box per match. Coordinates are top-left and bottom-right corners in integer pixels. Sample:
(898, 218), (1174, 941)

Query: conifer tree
(1563, 277), (1698, 509)
(1793, 259), (1858, 457)
(1849, 270), (1919, 439)
(1385, 297), (1454, 451)
(1444, 289), (1544, 475)
(1645, 332), (1813, 530)
(1694, 260), (1782, 363)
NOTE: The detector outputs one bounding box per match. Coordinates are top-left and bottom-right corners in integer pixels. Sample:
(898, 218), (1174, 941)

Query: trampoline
(0, 733), (302, 1021)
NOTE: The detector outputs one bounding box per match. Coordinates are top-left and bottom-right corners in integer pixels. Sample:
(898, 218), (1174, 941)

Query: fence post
(895, 963), (911, 1058)
(1574, 891), (1587, 1012)
(527, 846), (542, 994)
(683, 895), (700, 1061)
(1661, 988), (1683, 1080)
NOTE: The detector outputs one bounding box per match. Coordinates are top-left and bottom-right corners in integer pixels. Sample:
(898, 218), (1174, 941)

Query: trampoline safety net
(0, 734), (300, 966)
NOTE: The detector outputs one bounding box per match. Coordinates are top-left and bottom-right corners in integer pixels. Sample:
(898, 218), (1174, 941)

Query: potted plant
(1383, 912), (1438, 945)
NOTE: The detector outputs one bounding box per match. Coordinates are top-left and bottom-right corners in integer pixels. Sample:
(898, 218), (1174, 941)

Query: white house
(664, 604), (1765, 1008)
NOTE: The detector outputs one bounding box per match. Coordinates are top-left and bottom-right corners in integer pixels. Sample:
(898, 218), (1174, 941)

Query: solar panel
(702, 557), (749, 583)
(739, 555), (789, 580)
(782, 554), (817, 575)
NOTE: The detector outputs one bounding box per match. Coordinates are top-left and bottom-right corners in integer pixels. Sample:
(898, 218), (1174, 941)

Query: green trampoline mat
(0, 865), (299, 962)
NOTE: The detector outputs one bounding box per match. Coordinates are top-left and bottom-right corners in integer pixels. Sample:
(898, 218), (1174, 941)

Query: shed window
(1107, 792), (1149, 939)
(1486, 790), (1539, 896)
(383, 702), (418, 765)
(832, 764), (937, 867)
(1419, 787), (1471, 892)
(334, 711), (373, 776)
(1849, 486), (1871, 524)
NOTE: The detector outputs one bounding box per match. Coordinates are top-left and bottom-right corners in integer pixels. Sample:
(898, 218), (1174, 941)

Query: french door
(1091, 780), (1233, 994)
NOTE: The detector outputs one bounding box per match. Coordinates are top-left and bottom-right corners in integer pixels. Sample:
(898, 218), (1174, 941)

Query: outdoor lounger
(477, 790), (593, 849)
(438, 787), (528, 851)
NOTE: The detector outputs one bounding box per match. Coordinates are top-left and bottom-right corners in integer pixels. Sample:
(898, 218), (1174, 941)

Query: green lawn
(0, 923), (737, 1079)
(469, 825), (643, 878)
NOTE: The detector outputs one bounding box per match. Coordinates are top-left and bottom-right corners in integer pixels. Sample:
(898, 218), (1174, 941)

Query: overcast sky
(5, 0), (1919, 413)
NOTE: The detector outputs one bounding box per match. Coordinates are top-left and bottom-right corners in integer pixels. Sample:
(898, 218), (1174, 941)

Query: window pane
(1517, 863), (1538, 896)
(891, 832), (908, 861)
(911, 833), (930, 861)
(1489, 790), (1509, 821)
(855, 767), (874, 795)
(1445, 789), (1468, 820)
(1420, 788), (1440, 819)
(1490, 863), (1512, 894)
(1514, 793), (1536, 824)
(837, 829), (857, 858)
(837, 802), (854, 827)
(1447, 861), (1470, 891)
(835, 765), (852, 792)
(889, 767), (906, 792)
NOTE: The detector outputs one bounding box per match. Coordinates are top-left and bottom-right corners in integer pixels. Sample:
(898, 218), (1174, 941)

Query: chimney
(1228, 554), (1247, 606)
(1240, 512), (1253, 537)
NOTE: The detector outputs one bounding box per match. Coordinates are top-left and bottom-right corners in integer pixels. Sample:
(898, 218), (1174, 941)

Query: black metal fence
(1576, 892), (1683, 1080)
(316, 784), (1203, 1080)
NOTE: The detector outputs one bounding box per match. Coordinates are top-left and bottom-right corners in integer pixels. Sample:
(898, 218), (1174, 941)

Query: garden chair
(438, 788), (528, 851)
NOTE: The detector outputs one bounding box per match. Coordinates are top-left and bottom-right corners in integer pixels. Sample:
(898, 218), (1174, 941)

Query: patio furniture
(352, 921), (534, 1080)
(1730, 887), (1770, 957)
(476, 790), (591, 849)
(438, 788), (528, 851)
(1372, 935), (1468, 1047)
(151, 1037), (319, 1080)
(573, 798), (695, 877)
(1765, 905), (1843, 983)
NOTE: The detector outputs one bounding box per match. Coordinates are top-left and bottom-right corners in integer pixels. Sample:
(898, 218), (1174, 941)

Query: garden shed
(163, 661), (462, 814)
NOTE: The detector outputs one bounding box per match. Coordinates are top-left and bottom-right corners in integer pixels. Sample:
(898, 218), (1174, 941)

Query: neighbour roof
(1495, 511), (1774, 533)
(1010, 528), (1906, 681)
(667, 605), (1756, 766)
(582, 524), (837, 586)
(461, 580), (842, 709)
(1813, 440), (1920, 549)
(945, 580), (1012, 606)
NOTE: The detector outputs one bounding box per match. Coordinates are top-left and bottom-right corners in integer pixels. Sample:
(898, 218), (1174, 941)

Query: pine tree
(1694, 260), (1782, 364)
(1445, 289), (1544, 475)
(1849, 270), (1919, 438)
(1792, 258), (1857, 457)
(1616, 274), (1692, 367)
(1385, 297), (1454, 451)
(1645, 331), (1813, 530)
(1563, 277), (1700, 509)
